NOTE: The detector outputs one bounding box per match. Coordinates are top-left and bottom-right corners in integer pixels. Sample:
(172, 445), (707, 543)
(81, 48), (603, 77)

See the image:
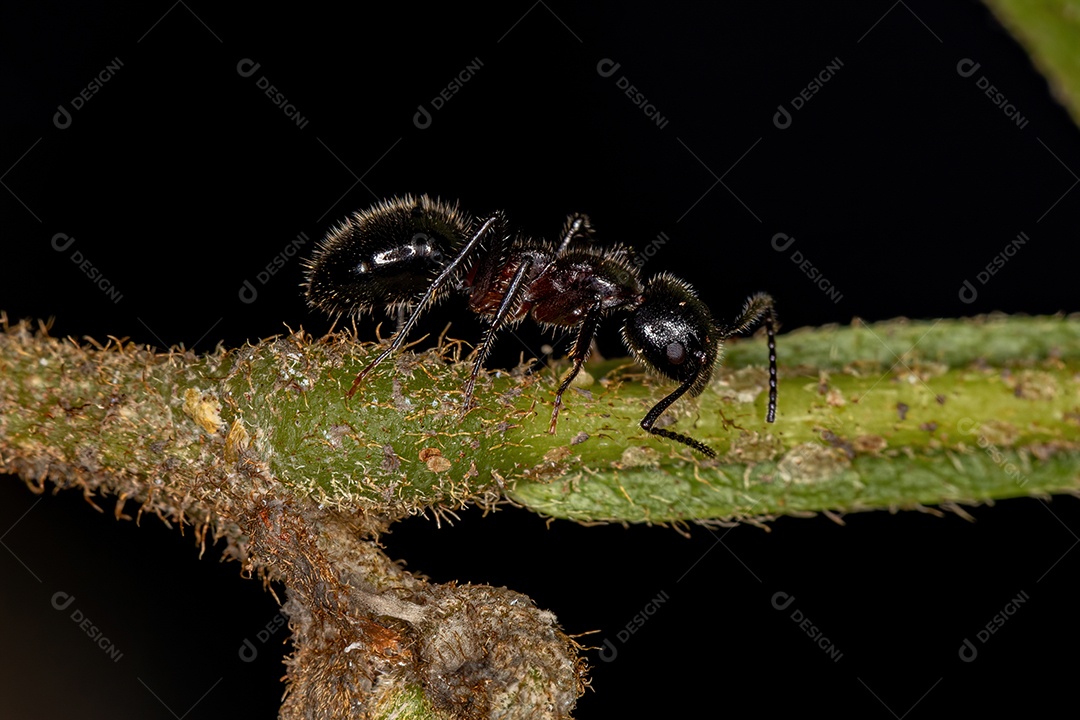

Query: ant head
(621, 273), (719, 397)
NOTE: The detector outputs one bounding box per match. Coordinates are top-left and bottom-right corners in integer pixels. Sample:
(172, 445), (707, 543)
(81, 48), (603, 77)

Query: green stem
(2, 313), (1078, 718)
(510, 315), (1080, 522)
(2, 315), (1077, 525)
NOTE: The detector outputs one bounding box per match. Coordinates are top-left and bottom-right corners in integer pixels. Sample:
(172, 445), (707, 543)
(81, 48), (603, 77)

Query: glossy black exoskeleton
(303, 194), (778, 457)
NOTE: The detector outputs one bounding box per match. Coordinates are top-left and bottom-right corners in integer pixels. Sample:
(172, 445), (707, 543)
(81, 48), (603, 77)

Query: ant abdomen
(303, 195), (471, 319)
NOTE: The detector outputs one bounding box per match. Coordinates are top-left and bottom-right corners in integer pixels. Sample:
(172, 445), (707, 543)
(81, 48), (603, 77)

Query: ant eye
(666, 342), (686, 365)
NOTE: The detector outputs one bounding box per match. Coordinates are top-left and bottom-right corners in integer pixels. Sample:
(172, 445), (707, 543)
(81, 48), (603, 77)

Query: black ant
(302, 194), (777, 458)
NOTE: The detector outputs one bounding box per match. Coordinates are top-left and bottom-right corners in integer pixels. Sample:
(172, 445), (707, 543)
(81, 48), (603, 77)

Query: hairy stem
(513, 314), (1080, 523)
(1, 312), (1078, 717)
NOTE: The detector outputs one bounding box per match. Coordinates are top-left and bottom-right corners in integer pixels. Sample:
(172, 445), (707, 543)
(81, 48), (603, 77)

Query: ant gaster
(303, 195), (778, 458)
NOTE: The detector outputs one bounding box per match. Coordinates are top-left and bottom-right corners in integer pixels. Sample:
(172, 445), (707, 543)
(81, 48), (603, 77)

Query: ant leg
(460, 257), (535, 412)
(347, 214), (502, 397)
(640, 377), (717, 458)
(548, 303), (602, 434)
(555, 213), (592, 254)
(723, 292), (778, 423)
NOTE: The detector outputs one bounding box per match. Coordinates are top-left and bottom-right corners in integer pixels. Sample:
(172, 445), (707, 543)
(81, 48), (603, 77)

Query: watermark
(413, 57), (484, 129)
(51, 233), (124, 304)
(956, 418), (1028, 487)
(957, 58), (1030, 131)
(958, 589), (1030, 662)
(53, 57), (124, 130)
(957, 230), (1028, 304)
(239, 231), (309, 303)
(632, 231), (669, 271)
(771, 233), (843, 304)
(773, 57), (844, 130)
(238, 609), (288, 662)
(598, 590), (670, 662)
(772, 591), (843, 662)
(237, 58), (310, 130)
(51, 591), (124, 662)
(597, 58), (670, 130)
(608, 230), (670, 289)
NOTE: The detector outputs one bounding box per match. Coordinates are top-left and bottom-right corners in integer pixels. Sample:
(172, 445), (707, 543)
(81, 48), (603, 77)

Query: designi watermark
(609, 229), (671, 289)
(598, 590), (670, 662)
(958, 231), (1028, 304)
(237, 58), (310, 130)
(53, 57), (124, 130)
(956, 417), (1029, 487)
(238, 609), (288, 662)
(958, 589), (1030, 662)
(771, 232), (843, 304)
(239, 231), (309, 303)
(772, 591), (843, 662)
(957, 58), (1030, 131)
(51, 233), (123, 304)
(597, 58), (670, 130)
(773, 57), (844, 130)
(52, 591), (123, 662)
(413, 57), (484, 130)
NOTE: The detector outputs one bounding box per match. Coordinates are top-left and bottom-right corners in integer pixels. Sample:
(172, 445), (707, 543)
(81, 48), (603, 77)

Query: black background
(2, 1), (1078, 717)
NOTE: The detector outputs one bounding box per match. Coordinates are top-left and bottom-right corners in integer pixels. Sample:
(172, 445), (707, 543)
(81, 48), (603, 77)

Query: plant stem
(511, 315), (1080, 522)
(1, 312), (1077, 717)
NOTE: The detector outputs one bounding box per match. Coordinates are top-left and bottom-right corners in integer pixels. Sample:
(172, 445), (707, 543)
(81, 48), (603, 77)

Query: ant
(302, 194), (778, 458)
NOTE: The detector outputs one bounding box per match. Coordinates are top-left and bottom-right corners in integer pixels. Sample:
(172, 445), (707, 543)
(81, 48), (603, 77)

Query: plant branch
(2, 312), (1078, 717)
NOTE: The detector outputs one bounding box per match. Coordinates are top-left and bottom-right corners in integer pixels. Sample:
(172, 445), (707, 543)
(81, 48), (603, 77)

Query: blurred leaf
(984, 0), (1080, 127)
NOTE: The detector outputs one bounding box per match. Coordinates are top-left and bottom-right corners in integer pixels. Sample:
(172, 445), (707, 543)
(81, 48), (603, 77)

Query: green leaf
(984, 0), (1080, 127)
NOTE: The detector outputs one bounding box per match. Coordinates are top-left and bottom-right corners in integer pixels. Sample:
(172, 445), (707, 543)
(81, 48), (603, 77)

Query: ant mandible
(302, 194), (778, 458)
